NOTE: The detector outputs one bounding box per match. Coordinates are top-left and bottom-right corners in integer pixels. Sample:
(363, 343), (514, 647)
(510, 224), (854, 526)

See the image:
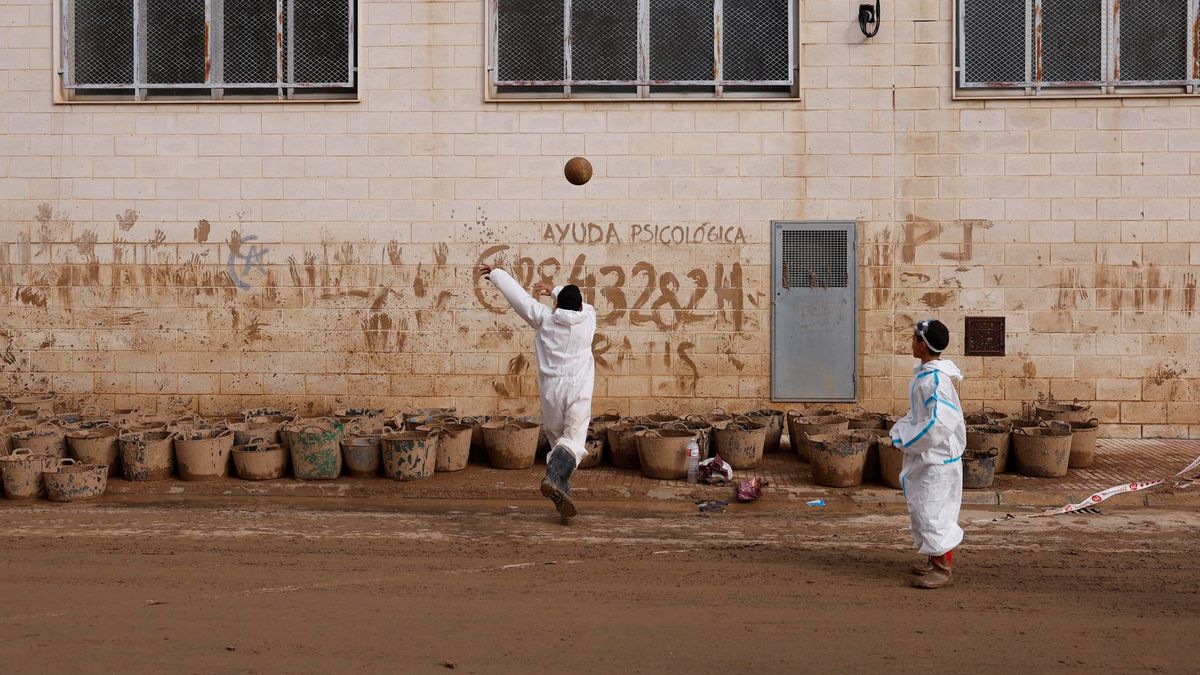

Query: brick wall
(0, 0), (1197, 438)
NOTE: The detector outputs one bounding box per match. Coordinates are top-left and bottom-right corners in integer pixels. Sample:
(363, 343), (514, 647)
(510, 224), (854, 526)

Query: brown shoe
(911, 552), (953, 589)
(911, 557), (934, 576)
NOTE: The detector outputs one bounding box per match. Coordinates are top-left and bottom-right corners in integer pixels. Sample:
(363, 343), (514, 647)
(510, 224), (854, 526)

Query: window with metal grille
(490, 0), (796, 99)
(780, 230), (848, 289)
(60, 0), (356, 101)
(957, 0), (1197, 96)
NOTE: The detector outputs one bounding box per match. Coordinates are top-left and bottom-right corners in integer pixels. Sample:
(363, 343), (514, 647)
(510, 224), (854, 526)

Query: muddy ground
(0, 498), (1196, 673)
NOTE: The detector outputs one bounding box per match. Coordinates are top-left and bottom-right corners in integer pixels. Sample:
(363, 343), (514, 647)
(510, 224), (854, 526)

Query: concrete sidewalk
(78, 439), (1200, 511)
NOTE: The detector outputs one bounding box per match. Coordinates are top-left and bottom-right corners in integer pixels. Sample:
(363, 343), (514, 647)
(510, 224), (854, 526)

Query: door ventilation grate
(781, 230), (848, 288)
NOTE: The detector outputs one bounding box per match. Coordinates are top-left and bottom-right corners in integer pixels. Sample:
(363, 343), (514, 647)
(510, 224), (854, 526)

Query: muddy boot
(911, 551), (953, 589)
(540, 446), (577, 520)
(911, 557), (934, 575)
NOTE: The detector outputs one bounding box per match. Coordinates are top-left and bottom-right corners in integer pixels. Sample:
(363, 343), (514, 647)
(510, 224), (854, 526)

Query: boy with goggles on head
(889, 319), (966, 589)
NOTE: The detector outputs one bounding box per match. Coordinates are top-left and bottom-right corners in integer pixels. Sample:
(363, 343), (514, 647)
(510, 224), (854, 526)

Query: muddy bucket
(381, 431), (438, 481)
(482, 419), (541, 470)
(702, 408), (733, 428)
(847, 410), (893, 431)
(118, 430), (175, 481)
(1036, 403), (1093, 424)
(788, 415), (849, 462)
(966, 425), (1011, 474)
(232, 442), (288, 480)
(713, 418), (767, 470)
(43, 458), (108, 502)
(877, 439), (904, 490)
(417, 423), (472, 472)
(292, 420), (346, 480)
(639, 410), (680, 426)
(590, 410), (622, 435)
(175, 428), (235, 481)
(337, 436), (381, 477)
(672, 418), (713, 459)
(7, 393), (55, 417)
(962, 448), (998, 489)
(964, 408), (1012, 430)
(1068, 419), (1101, 468)
(1012, 424), (1073, 478)
(848, 428), (889, 484)
(228, 420), (283, 446)
(0, 449), (56, 499)
(635, 428), (693, 480)
(0, 422), (32, 454)
(66, 426), (121, 477)
(12, 424), (69, 459)
(744, 409), (785, 454)
(807, 434), (871, 488)
(606, 422), (648, 469)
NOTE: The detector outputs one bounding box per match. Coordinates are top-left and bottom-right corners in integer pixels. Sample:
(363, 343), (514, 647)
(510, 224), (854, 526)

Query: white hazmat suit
(486, 269), (596, 468)
(889, 359), (966, 556)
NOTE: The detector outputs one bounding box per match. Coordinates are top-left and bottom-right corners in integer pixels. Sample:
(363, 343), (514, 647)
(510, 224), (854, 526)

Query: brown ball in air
(564, 156), (592, 186)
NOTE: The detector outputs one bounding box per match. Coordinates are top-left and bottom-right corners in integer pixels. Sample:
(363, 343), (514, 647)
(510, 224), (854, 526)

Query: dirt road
(0, 499), (1196, 673)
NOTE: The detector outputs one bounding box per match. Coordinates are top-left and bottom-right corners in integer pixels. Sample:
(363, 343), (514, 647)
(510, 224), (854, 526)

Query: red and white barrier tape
(1035, 454), (1200, 517)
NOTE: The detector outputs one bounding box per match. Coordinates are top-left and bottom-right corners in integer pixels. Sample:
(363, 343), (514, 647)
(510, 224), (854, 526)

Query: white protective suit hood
(889, 358), (967, 556)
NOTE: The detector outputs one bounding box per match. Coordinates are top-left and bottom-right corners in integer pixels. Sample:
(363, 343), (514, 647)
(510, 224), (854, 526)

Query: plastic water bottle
(686, 440), (700, 484)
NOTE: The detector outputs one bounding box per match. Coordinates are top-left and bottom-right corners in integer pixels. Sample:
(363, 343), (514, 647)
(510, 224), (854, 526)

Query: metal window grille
(780, 230), (849, 289)
(61, 0), (355, 98)
(491, 0), (795, 96)
(958, 0), (1200, 94)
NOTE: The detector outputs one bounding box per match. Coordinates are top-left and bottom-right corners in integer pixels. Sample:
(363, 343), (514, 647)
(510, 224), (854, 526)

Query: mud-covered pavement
(0, 499), (1196, 673)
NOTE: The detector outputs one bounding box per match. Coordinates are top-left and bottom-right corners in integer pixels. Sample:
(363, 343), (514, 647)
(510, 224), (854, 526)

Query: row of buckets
(0, 395), (1102, 501)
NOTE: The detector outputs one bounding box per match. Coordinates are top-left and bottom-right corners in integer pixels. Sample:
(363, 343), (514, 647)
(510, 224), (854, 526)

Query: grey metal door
(771, 221), (857, 401)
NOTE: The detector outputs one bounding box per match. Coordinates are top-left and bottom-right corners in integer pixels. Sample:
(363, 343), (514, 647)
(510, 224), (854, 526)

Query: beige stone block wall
(0, 0), (1197, 438)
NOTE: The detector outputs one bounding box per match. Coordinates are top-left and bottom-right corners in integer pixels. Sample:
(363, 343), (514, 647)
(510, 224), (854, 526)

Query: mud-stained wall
(1, 0), (1198, 438)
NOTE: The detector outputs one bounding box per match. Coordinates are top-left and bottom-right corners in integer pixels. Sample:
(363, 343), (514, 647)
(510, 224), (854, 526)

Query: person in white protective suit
(889, 318), (966, 589)
(479, 263), (595, 521)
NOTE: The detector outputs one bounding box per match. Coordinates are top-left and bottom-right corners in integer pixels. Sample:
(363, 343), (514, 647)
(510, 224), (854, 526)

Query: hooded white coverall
(486, 269), (596, 468)
(889, 359), (967, 556)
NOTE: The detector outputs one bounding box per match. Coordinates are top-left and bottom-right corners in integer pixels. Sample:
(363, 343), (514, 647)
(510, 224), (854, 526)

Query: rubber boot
(911, 557), (934, 575)
(911, 550), (953, 589)
(540, 446), (577, 520)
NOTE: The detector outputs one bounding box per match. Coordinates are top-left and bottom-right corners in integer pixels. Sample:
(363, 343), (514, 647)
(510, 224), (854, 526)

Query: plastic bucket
(43, 458), (108, 502)
(11, 426), (68, 459)
(340, 436), (382, 477)
(744, 409), (785, 454)
(634, 428), (693, 480)
(606, 422), (647, 469)
(1036, 403), (1093, 424)
(118, 430), (175, 481)
(1012, 424), (1073, 478)
(1068, 419), (1101, 468)
(966, 425), (1011, 474)
(482, 419), (541, 470)
(66, 426), (121, 477)
(291, 420), (345, 480)
(381, 431), (438, 481)
(712, 418), (767, 470)
(232, 442), (288, 480)
(788, 415), (849, 462)
(417, 423), (472, 472)
(175, 428), (235, 481)
(807, 433), (871, 488)
(962, 448), (998, 489)
(0, 449), (56, 499)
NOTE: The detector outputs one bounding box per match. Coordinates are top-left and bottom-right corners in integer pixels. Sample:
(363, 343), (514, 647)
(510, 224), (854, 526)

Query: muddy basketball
(564, 156), (592, 185)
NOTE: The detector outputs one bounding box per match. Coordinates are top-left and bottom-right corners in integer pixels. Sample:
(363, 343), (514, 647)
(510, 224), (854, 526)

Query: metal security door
(771, 221), (856, 401)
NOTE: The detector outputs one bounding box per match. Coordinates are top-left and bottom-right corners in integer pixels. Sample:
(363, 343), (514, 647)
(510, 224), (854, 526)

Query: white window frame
(485, 0), (799, 101)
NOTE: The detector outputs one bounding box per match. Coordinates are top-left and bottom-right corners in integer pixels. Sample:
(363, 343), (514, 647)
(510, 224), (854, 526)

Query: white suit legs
(902, 459), (964, 556)
(540, 374), (592, 468)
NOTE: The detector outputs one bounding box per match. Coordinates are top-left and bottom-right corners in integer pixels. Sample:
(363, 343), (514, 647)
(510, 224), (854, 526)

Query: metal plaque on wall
(964, 316), (1005, 356)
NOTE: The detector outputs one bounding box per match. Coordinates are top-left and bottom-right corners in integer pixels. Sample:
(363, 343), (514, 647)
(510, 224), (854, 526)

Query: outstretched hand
(532, 282), (553, 298)
(478, 263), (493, 277)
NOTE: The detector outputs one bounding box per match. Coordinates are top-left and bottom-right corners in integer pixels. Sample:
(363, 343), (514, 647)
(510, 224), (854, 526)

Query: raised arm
(483, 267), (550, 328)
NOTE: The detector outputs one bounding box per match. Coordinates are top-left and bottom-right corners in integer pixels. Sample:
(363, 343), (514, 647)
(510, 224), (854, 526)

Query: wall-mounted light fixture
(858, 1), (881, 38)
